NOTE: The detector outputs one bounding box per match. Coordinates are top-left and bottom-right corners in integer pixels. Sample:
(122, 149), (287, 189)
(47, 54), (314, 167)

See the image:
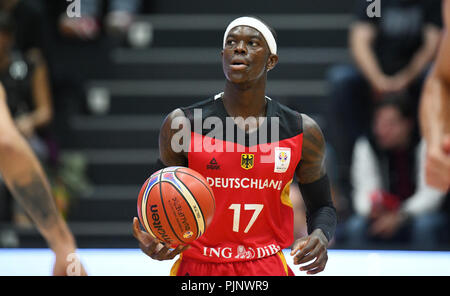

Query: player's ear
(266, 54), (278, 72)
(221, 49), (224, 57)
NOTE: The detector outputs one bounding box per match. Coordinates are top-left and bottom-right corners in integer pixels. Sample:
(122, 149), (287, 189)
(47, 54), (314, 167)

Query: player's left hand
(290, 229), (329, 275)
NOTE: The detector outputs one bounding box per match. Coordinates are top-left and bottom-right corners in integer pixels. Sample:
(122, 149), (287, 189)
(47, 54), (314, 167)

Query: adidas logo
(206, 158), (220, 170)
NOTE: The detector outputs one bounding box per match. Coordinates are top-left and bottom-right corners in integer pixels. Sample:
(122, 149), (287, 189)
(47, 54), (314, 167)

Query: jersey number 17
(228, 204), (264, 233)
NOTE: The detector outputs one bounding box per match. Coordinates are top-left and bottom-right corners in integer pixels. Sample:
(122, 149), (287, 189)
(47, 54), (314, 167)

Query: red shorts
(170, 251), (295, 276)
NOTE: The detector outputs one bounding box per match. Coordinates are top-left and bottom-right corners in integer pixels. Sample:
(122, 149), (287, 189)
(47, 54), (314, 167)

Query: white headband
(223, 16), (277, 55)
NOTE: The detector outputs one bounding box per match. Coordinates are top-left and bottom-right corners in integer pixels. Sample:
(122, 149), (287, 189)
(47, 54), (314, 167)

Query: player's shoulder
(298, 113), (326, 149)
(299, 113), (321, 132)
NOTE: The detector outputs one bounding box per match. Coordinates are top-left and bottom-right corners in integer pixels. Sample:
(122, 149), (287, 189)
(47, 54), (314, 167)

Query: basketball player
(419, 0), (450, 192)
(0, 83), (86, 276)
(133, 16), (337, 275)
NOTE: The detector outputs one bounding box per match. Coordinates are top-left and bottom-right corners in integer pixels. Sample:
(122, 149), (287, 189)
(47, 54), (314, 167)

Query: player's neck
(222, 79), (267, 119)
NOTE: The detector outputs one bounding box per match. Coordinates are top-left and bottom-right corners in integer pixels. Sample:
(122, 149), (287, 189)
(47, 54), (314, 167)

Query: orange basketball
(137, 166), (215, 246)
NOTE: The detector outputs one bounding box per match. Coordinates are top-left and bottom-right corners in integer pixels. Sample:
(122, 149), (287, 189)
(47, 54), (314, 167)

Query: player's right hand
(132, 217), (190, 261)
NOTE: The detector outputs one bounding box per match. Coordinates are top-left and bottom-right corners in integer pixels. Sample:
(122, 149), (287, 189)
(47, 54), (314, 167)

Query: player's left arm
(290, 114), (337, 275)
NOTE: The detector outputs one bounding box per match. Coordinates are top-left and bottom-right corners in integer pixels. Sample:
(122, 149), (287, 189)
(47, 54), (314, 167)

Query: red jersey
(180, 93), (303, 263)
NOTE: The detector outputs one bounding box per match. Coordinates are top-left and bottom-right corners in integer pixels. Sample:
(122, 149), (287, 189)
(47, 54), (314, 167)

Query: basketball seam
(174, 170), (213, 236)
(141, 178), (158, 238)
(144, 167), (214, 244)
(161, 169), (204, 240)
(158, 174), (186, 245)
(172, 173), (204, 238)
(175, 169), (216, 214)
(162, 180), (199, 243)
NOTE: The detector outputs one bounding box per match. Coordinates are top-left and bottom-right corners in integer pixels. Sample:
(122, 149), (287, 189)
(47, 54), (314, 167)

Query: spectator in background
(0, 0), (48, 57)
(326, 0), (442, 214)
(0, 0), (58, 164)
(0, 13), (52, 142)
(345, 93), (446, 250)
(0, 12), (53, 226)
(59, 0), (142, 41)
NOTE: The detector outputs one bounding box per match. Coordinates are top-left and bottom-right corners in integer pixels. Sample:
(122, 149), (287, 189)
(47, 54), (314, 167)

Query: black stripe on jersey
(180, 95), (303, 146)
(158, 179), (187, 244)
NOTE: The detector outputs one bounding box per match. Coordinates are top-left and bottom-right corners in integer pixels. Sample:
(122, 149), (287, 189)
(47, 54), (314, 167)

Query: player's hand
(290, 229), (329, 275)
(425, 135), (450, 192)
(132, 217), (190, 261)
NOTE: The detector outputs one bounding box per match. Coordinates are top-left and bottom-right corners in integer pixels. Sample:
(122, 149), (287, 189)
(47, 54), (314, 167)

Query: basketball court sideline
(1, 248), (449, 276)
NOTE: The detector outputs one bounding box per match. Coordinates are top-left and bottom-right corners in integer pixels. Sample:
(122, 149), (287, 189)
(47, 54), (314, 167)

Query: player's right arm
(132, 108), (190, 261)
(419, 0), (450, 192)
(0, 83), (86, 276)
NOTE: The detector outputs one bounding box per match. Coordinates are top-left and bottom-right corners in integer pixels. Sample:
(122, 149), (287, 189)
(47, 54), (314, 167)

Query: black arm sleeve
(298, 174), (337, 242)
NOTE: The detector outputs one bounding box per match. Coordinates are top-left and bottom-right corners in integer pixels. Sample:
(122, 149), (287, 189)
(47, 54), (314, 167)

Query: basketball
(137, 166), (216, 246)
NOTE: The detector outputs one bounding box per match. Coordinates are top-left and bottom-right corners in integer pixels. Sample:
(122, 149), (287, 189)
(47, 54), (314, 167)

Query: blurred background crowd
(0, 0), (448, 251)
